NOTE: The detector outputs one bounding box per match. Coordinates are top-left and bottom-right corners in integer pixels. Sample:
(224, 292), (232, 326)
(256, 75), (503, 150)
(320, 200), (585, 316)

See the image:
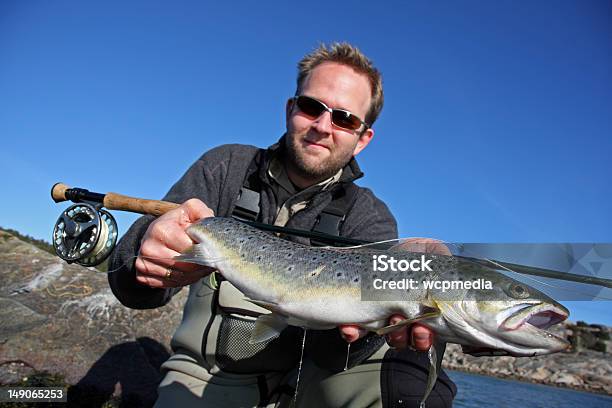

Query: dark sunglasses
(293, 95), (369, 132)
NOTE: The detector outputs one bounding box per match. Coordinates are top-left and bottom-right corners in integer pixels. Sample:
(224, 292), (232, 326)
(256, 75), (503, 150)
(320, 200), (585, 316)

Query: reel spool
(52, 203), (118, 266)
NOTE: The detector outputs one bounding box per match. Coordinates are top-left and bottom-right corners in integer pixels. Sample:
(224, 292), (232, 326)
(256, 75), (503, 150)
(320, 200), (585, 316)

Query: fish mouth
(501, 302), (569, 332)
(463, 303), (570, 357)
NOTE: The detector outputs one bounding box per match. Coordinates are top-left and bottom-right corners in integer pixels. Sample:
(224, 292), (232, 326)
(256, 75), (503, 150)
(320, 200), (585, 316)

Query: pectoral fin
(250, 313), (288, 344)
(174, 244), (217, 266)
(244, 298), (279, 311)
(375, 311), (440, 336)
(420, 345), (438, 408)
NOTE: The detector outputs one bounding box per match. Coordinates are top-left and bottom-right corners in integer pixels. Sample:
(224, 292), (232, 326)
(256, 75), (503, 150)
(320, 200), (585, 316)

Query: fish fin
(174, 244), (215, 266)
(375, 311), (440, 336)
(208, 272), (220, 290)
(419, 345), (438, 408)
(244, 298), (279, 311)
(250, 313), (288, 344)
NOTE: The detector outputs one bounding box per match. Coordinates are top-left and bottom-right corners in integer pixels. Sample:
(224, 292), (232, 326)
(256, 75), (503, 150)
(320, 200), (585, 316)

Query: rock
(531, 367), (551, 381)
(440, 323), (611, 395)
(0, 361), (36, 384)
(552, 372), (584, 387)
(0, 230), (188, 407)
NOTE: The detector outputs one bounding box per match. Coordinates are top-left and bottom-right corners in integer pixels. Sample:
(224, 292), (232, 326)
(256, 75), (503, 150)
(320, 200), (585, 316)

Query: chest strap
(231, 151), (358, 240)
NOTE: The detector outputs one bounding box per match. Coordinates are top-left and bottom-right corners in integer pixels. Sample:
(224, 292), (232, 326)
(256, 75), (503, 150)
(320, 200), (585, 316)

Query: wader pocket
(214, 282), (301, 373)
(216, 313), (270, 371)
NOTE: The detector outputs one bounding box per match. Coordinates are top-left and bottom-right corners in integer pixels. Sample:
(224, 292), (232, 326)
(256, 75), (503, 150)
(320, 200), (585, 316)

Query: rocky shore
(1, 229), (610, 405)
(442, 337), (612, 395)
(0, 229), (188, 406)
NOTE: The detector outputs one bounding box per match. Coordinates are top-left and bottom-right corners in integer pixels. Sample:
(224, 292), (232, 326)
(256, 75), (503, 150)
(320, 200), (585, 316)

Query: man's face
(285, 62), (374, 186)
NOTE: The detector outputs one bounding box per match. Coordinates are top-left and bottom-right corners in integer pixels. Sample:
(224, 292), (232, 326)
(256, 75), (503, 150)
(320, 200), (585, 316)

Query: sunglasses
(293, 95), (369, 132)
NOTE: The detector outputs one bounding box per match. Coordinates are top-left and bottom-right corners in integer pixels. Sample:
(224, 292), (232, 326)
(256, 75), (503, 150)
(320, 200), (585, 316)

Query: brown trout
(176, 217), (570, 406)
(176, 217), (569, 354)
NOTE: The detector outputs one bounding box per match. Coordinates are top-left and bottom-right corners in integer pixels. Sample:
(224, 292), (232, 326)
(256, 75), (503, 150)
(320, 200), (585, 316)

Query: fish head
(434, 268), (570, 357)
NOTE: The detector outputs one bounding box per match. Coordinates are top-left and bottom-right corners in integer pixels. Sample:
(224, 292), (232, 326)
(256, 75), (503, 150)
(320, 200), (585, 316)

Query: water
(448, 370), (612, 408)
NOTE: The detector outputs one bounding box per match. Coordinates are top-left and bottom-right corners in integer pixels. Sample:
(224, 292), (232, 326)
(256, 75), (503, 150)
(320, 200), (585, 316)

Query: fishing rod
(50, 183), (371, 266)
(50, 183), (612, 289)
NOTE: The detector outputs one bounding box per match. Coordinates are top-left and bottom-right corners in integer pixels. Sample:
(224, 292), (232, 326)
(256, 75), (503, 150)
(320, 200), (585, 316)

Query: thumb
(182, 198), (213, 224)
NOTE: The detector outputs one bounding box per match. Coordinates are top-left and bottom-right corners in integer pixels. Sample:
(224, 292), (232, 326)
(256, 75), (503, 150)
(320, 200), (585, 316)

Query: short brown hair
(296, 42), (384, 127)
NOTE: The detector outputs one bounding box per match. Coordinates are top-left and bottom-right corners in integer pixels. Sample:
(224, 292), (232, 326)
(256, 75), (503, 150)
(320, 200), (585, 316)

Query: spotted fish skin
(179, 217), (428, 330)
(177, 217), (570, 357)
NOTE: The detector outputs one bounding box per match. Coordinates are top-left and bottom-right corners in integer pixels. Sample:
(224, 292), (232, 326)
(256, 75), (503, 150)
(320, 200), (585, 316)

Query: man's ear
(353, 128), (374, 156)
(286, 98), (295, 123)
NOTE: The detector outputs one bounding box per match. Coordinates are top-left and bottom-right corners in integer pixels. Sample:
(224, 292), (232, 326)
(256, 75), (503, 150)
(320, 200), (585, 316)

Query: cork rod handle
(51, 183), (180, 216)
(104, 192), (180, 216)
(51, 182), (70, 202)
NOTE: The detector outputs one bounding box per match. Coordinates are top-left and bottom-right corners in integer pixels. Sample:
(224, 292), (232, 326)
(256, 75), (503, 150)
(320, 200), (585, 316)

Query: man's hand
(135, 198), (215, 288)
(339, 237), (451, 351)
(339, 319), (433, 351)
(394, 237), (452, 256)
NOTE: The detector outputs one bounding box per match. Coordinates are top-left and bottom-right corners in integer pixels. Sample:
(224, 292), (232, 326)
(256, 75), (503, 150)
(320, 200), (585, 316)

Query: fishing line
(320, 236), (447, 251)
(293, 328), (307, 407)
(319, 238), (403, 250)
(485, 258), (612, 301)
(87, 255), (227, 275)
(447, 243), (612, 301)
(344, 342), (351, 371)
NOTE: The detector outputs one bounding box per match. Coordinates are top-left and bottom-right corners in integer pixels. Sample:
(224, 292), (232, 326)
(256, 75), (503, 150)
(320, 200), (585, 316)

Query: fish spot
(309, 265), (325, 277)
(288, 266), (294, 272)
(353, 277), (359, 283)
(336, 272), (343, 277)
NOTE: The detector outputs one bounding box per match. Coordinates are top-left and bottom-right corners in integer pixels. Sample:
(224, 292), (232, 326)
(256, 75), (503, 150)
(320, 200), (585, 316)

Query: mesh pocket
(215, 313), (300, 373)
(217, 315), (270, 364)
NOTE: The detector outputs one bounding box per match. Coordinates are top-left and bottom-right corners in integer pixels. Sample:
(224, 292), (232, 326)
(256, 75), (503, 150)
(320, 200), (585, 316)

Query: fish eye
(506, 283), (530, 299)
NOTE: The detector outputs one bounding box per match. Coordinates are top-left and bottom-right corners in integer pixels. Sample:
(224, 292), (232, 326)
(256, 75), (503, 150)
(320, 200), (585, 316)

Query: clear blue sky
(1, 1), (610, 323)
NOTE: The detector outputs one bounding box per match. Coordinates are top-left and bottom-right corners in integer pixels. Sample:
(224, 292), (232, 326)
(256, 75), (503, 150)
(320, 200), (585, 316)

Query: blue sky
(1, 1), (610, 323)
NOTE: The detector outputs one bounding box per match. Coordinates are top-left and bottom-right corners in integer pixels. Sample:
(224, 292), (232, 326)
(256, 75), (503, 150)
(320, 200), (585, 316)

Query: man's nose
(312, 110), (333, 135)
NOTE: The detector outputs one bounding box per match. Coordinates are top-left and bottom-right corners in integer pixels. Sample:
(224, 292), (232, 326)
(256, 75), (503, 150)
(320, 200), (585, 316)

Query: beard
(284, 131), (355, 182)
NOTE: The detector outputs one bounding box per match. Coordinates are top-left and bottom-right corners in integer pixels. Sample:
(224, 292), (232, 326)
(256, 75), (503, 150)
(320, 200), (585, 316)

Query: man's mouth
(303, 139), (329, 150)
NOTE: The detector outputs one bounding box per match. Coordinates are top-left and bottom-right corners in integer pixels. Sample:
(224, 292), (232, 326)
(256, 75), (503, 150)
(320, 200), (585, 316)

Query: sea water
(448, 370), (612, 408)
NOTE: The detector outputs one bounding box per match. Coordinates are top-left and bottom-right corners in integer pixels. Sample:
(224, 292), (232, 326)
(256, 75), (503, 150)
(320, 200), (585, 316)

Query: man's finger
(411, 323), (434, 351)
(396, 238), (451, 256)
(182, 198), (214, 224)
(386, 315), (409, 348)
(138, 240), (180, 268)
(135, 256), (212, 288)
(158, 225), (197, 254)
(339, 325), (367, 343)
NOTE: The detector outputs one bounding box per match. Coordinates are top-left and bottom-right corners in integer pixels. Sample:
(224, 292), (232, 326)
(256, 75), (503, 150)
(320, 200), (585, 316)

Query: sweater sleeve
(107, 145), (235, 309)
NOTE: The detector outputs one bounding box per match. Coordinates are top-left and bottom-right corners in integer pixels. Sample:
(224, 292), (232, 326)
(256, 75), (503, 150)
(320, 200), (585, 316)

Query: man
(109, 43), (456, 407)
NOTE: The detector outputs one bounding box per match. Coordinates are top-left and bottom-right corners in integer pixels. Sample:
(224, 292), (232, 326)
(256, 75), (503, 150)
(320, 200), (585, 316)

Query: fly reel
(50, 183), (180, 267)
(52, 203), (118, 266)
